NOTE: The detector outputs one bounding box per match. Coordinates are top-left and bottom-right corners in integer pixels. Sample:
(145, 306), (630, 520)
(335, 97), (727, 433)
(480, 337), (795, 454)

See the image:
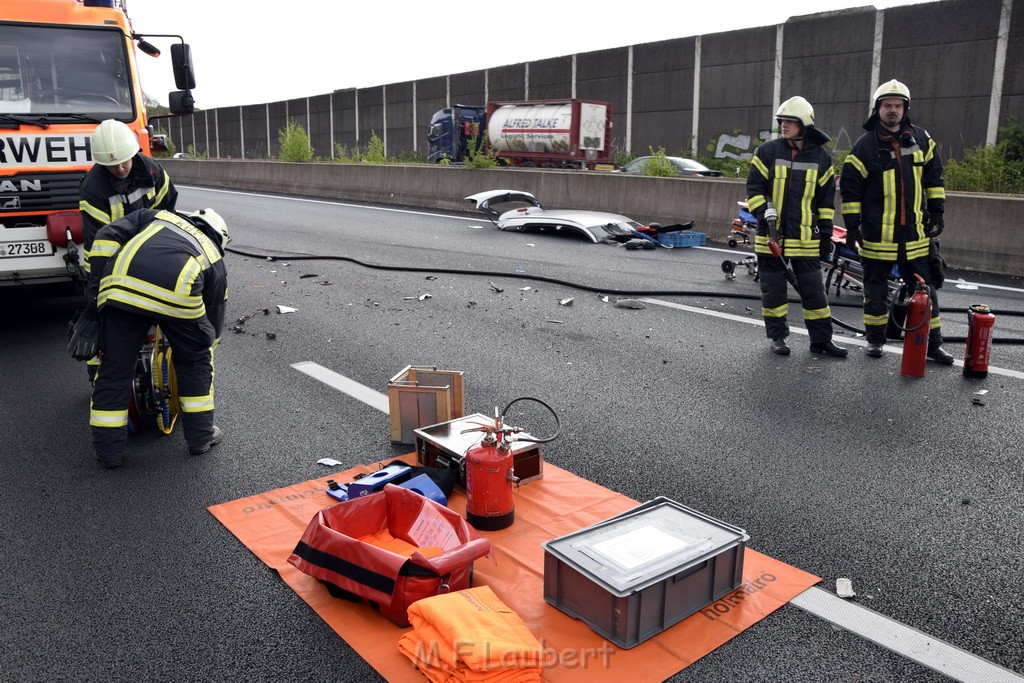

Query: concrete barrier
(163, 159), (1024, 277)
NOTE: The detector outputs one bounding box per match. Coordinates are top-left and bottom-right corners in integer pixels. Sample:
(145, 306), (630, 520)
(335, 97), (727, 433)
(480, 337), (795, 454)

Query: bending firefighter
(76, 208), (229, 468)
(745, 96), (847, 357)
(79, 119), (178, 377)
(840, 79), (953, 363)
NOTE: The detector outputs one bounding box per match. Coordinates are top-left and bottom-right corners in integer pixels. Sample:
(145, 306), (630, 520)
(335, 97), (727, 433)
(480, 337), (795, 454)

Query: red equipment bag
(287, 484), (493, 627)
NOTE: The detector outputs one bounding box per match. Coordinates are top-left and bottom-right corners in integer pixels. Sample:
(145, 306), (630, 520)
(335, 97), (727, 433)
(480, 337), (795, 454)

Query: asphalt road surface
(3, 185), (1023, 682)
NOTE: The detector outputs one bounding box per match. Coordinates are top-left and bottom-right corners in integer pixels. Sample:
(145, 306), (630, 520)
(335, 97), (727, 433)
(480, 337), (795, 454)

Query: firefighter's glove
(819, 237), (833, 262)
(845, 224), (863, 253)
(68, 300), (100, 362)
(926, 213), (944, 237)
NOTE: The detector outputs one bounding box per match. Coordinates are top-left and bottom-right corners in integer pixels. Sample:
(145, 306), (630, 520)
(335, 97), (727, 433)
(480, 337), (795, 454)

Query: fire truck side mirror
(169, 90), (195, 115)
(170, 43), (196, 90)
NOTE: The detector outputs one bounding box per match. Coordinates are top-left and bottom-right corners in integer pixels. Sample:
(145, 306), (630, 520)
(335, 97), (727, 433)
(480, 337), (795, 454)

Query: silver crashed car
(464, 190), (690, 245)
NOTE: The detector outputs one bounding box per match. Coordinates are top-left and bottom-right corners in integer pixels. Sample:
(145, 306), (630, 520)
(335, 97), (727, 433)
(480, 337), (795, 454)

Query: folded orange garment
(358, 529), (442, 559)
(398, 585), (542, 683)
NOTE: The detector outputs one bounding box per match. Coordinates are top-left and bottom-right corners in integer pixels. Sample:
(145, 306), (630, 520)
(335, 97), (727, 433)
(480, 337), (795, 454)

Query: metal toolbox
(414, 413), (543, 489)
(542, 497), (749, 649)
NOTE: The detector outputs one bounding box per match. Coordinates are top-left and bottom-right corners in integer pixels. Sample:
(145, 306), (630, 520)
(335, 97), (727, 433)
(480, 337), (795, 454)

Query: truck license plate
(0, 240), (51, 258)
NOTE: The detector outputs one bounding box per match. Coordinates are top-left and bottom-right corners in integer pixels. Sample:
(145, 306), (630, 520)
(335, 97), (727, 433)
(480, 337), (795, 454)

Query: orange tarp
(209, 457), (819, 682)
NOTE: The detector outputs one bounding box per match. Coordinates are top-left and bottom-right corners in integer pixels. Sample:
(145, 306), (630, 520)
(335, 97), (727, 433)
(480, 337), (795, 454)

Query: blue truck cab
(427, 105), (486, 163)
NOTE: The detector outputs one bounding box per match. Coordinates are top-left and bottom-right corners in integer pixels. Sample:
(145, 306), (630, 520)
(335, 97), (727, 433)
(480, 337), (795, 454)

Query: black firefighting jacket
(79, 154), (177, 271)
(840, 123), (945, 262)
(746, 134), (836, 259)
(87, 209), (227, 337)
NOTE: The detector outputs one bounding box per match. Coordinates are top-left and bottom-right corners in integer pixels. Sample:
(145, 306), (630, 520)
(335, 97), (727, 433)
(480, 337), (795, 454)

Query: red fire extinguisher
(900, 274), (933, 378)
(964, 304), (996, 378)
(461, 398), (560, 531)
(463, 412), (519, 531)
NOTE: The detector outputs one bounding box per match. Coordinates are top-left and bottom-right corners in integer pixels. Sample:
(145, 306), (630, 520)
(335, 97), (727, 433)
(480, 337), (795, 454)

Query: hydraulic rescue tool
(899, 275), (933, 378)
(461, 397), (559, 531)
(963, 304), (996, 378)
(764, 202), (801, 291)
(128, 326), (180, 434)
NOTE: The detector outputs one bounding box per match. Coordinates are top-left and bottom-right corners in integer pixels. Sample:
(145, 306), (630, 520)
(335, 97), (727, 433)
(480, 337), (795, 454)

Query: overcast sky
(128, 0), (932, 110)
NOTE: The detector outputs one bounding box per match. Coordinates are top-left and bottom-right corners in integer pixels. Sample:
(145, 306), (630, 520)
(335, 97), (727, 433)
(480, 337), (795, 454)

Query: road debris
(615, 298), (646, 310)
(519, 286), (531, 291)
(972, 389), (989, 406)
(599, 295), (610, 303)
(265, 332), (277, 340)
(425, 276), (437, 281)
(546, 319), (565, 324)
(300, 273), (318, 279)
(276, 305), (297, 314)
(955, 279), (979, 290)
(419, 293), (432, 301)
(836, 578), (856, 599)
(558, 297), (574, 306)
(317, 457), (343, 466)
(489, 282), (504, 293)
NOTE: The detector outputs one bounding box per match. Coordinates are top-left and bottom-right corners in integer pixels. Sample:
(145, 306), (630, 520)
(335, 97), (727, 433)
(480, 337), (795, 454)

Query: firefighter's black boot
(865, 342), (884, 358)
(810, 340), (848, 357)
(771, 338), (791, 355)
(927, 346), (955, 365)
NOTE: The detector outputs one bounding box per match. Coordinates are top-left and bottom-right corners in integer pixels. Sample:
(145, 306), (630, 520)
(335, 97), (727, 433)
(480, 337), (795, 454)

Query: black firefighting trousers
(90, 306), (216, 462)
(757, 256), (835, 344)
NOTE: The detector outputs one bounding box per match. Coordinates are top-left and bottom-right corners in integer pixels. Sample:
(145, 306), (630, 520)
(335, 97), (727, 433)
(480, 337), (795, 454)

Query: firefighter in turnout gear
(85, 208), (229, 468)
(80, 120), (178, 267)
(746, 96), (847, 357)
(840, 79), (953, 363)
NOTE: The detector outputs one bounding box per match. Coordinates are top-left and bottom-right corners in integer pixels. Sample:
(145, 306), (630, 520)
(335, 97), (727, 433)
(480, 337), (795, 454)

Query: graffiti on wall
(711, 130), (773, 160)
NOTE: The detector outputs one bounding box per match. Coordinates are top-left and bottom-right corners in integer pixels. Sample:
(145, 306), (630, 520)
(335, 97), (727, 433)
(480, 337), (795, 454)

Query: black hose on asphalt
(225, 245), (1024, 345)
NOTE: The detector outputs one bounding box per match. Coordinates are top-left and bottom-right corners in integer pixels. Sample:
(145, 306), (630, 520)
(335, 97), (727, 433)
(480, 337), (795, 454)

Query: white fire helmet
(189, 209), (230, 251)
(775, 96), (815, 128)
(91, 119), (140, 166)
(872, 79), (911, 109)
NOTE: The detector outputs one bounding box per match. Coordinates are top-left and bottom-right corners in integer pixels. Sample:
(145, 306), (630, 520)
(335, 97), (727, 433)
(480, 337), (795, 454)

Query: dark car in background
(616, 156), (723, 177)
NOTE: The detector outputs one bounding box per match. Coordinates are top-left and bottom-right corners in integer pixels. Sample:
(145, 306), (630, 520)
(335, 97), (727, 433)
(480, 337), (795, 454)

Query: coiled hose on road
(225, 245), (1024, 345)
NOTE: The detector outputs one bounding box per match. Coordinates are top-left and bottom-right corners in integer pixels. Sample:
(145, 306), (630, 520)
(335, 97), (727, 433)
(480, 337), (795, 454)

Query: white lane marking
(182, 185), (1024, 294)
(294, 360), (1022, 680)
(642, 298), (1024, 380)
(290, 361), (389, 413)
(791, 587), (1024, 683)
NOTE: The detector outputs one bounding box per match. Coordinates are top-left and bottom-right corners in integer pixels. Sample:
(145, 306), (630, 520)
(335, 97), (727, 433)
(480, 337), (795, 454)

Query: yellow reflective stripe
(797, 168), (816, 239)
(90, 408), (128, 427)
(754, 234), (772, 255)
(752, 155), (769, 179)
(881, 169), (897, 240)
(864, 313), (889, 326)
(747, 195), (767, 212)
(80, 200), (111, 224)
(90, 239), (120, 258)
(861, 240), (898, 261)
(924, 137), (936, 162)
(930, 315), (941, 330)
(786, 246), (819, 258)
(175, 257), (202, 295)
(154, 171), (172, 205)
(763, 304), (788, 318)
(820, 207), (835, 220)
(818, 165), (835, 186)
(110, 202), (125, 221)
(773, 163), (789, 214)
(99, 289), (206, 319)
(179, 394), (214, 413)
(100, 273), (204, 309)
(156, 211), (222, 264)
(911, 153), (925, 228)
(804, 306), (832, 320)
(845, 155), (868, 178)
(112, 223), (162, 277)
(926, 187), (945, 199)
(842, 202), (861, 213)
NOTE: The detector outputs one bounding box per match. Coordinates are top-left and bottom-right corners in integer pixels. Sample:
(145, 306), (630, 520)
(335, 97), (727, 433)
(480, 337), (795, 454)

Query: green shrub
(364, 131), (386, 164)
(185, 144), (208, 160)
(641, 146), (677, 177)
(333, 143), (362, 164)
(277, 119), (313, 162)
(945, 144), (1024, 194)
(463, 135), (499, 169)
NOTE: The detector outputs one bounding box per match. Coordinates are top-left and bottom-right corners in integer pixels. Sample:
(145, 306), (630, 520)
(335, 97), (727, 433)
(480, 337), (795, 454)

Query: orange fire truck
(0, 0), (195, 289)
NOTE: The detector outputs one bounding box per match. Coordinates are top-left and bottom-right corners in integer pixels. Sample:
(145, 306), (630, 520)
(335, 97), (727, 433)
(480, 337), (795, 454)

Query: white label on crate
(590, 525), (696, 571)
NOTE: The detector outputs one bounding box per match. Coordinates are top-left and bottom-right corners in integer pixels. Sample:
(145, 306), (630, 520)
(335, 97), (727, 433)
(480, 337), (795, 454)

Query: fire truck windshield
(0, 24), (134, 119)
